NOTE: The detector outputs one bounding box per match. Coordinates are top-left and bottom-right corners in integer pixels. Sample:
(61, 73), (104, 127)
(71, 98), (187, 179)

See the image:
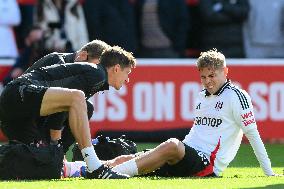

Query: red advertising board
(0, 59), (14, 81)
(88, 59), (284, 142)
(0, 59), (284, 142)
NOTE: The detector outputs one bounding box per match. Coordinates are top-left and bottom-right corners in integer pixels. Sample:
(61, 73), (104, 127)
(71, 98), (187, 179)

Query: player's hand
(11, 68), (23, 78)
(105, 155), (135, 168)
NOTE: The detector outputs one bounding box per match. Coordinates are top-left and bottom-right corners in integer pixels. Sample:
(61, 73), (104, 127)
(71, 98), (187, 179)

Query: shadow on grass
(238, 184), (284, 189)
(0, 178), (84, 182)
(137, 175), (220, 180)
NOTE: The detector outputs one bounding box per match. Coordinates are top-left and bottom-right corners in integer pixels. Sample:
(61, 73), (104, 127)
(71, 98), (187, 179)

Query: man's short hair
(196, 49), (226, 70)
(79, 40), (110, 60)
(99, 46), (136, 69)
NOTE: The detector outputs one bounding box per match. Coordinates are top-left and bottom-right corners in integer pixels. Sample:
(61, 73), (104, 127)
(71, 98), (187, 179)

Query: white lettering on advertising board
(91, 82), (284, 122)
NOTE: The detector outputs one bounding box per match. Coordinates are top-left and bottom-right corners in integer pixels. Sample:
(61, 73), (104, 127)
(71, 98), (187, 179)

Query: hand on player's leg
(105, 155), (136, 168)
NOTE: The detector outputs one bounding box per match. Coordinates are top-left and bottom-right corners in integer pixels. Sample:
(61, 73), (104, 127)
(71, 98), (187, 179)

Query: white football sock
(112, 159), (138, 177)
(81, 146), (102, 172)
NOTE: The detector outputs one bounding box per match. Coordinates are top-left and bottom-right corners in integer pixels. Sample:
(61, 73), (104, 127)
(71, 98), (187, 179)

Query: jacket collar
(62, 53), (76, 63)
(98, 64), (110, 90)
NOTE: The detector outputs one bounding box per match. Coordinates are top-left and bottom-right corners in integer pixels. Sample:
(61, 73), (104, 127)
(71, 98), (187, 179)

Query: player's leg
(112, 138), (185, 176)
(152, 144), (215, 177)
(40, 88), (102, 171)
(60, 99), (94, 152)
(136, 138), (185, 173)
(43, 99), (94, 151)
(112, 141), (216, 178)
(41, 87), (128, 179)
(63, 137), (184, 178)
(40, 88), (92, 149)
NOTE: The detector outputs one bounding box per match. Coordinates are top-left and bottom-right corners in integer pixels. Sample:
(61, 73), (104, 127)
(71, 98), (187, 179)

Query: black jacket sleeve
(23, 53), (64, 74)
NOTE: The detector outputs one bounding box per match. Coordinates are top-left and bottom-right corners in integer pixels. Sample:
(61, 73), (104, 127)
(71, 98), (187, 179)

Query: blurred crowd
(0, 0), (284, 85)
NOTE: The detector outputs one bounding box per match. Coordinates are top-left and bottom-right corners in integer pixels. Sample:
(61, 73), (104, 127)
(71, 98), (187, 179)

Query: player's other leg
(112, 138), (185, 176)
(63, 138), (184, 178)
(113, 138), (216, 177)
(136, 138), (185, 174)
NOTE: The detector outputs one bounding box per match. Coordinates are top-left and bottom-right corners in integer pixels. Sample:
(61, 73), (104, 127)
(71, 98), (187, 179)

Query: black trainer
(86, 165), (129, 179)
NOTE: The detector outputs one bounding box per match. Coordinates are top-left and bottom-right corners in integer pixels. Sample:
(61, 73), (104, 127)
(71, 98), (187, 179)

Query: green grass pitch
(0, 143), (283, 189)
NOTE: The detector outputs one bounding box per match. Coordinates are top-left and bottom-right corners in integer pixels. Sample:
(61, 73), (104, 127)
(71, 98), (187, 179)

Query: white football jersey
(183, 80), (273, 176)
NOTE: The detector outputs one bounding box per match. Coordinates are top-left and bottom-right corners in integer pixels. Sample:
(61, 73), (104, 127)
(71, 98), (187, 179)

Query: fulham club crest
(215, 101), (223, 111)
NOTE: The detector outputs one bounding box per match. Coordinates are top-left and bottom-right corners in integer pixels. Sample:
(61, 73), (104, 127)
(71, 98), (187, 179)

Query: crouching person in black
(23, 40), (110, 155)
(0, 45), (136, 179)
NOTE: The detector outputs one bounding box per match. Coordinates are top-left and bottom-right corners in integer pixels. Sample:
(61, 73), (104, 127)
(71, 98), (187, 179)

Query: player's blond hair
(196, 49), (226, 70)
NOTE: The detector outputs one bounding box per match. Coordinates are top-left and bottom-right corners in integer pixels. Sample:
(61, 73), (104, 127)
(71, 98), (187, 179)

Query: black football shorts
(0, 82), (48, 143)
(150, 143), (216, 177)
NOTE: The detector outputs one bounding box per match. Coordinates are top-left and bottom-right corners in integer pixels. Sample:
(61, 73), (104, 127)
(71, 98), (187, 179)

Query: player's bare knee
(69, 90), (86, 109)
(163, 139), (185, 165)
(160, 138), (181, 158)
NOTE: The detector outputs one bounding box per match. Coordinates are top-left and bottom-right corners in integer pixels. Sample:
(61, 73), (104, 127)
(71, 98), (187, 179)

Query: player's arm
(232, 89), (275, 176)
(23, 53), (64, 74)
(244, 128), (275, 176)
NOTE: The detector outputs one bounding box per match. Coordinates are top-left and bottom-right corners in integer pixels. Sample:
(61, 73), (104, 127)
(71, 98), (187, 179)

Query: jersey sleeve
(245, 129), (275, 176)
(231, 88), (257, 133)
(231, 88), (274, 176)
